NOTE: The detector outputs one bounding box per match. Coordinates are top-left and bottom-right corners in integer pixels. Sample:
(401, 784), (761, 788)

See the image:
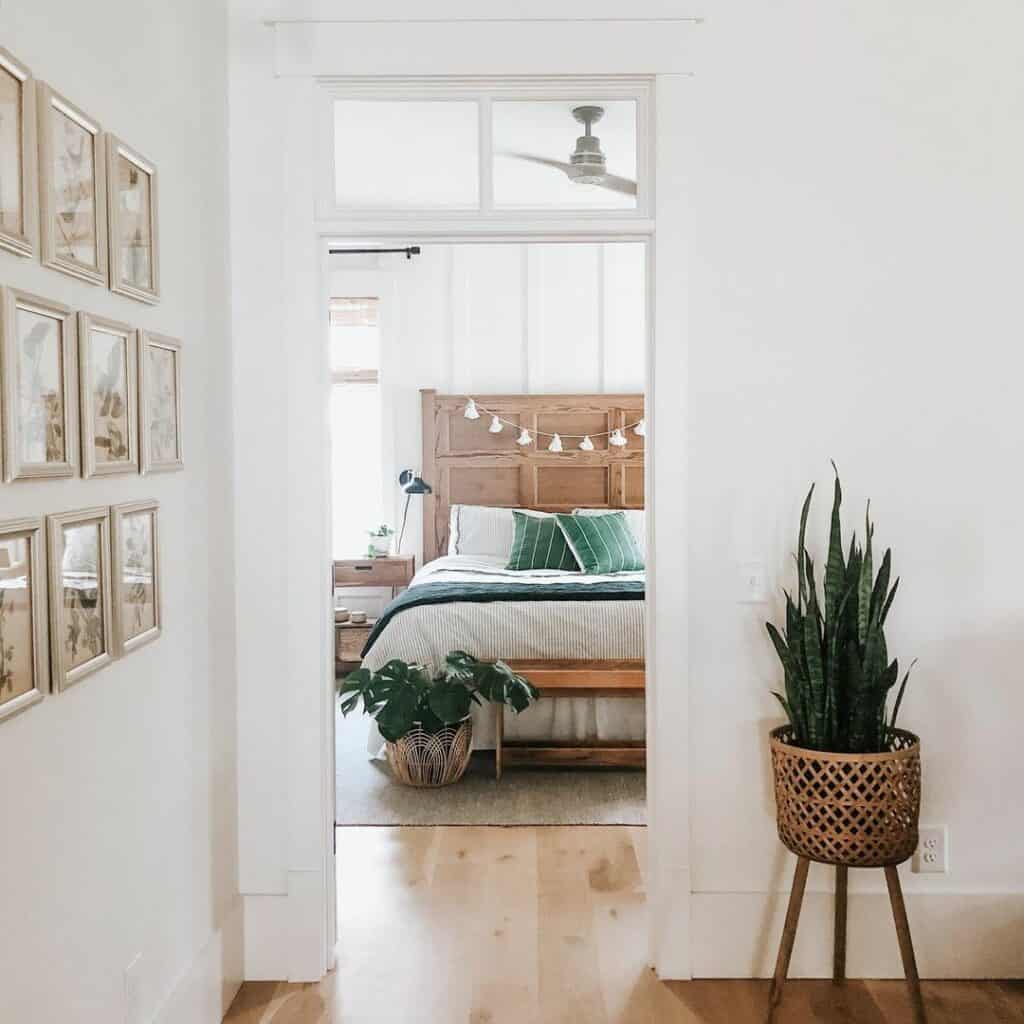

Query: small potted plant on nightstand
(338, 652), (539, 787)
(764, 467), (925, 1023)
(366, 524), (395, 558)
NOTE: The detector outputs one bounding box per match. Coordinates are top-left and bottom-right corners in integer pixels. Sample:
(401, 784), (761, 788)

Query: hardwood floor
(224, 827), (1024, 1024)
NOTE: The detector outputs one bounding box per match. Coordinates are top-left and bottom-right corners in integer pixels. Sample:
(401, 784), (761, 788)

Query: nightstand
(333, 556), (415, 674)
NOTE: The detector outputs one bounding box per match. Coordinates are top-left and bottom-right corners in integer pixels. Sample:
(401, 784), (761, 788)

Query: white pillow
(572, 508), (646, 549)
(447, 505), (551, 558)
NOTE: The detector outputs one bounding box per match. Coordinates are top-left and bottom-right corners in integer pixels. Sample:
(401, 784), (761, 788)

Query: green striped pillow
(506, 512), (581, 571)
(555, 512), (645, 575)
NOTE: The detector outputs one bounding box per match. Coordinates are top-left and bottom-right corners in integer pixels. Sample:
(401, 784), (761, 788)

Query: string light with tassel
(488, 415), (503, 433)
(460, 397), (643, 449)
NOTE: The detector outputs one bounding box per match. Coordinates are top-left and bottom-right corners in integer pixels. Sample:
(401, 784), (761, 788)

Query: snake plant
(766, 468), (915, 753)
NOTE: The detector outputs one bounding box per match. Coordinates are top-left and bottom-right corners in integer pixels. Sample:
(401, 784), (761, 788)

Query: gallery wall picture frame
(139, 331), (182, 473)
(46, 506), (113, 691)
(78, 311), (138, 478)
(110, 500), (160, 655)
(0, 287), (79, 482)
(106, 135), (160, 304)
(36, 81), (108, 285)
(0, 47), (38, 259)
(0, 516), (49, 723)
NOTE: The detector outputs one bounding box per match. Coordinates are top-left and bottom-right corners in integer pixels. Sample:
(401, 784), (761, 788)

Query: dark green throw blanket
(362, 579), (645, 658)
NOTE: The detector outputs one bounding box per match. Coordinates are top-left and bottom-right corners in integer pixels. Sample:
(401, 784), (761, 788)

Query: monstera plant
(766, 467), (916, 754)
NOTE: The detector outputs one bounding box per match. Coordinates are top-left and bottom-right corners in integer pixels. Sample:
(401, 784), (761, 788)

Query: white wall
(330, 242), (646, 567)
(0, 2), (239, 1022)
(682, 0), (1024, 977)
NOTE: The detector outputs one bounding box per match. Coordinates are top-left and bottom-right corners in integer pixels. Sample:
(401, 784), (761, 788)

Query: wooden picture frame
(0, 516), (48, 722)
(106, 135), (159, 304)
(78, 312), (138, 477)
(46, 506), (114, 691)
(37, 81), (108, 285)
(110, 500), (161, 654)
(0, 287), (78, 481)
(0, 47), (37, 259)
(139, 332), (183, 473)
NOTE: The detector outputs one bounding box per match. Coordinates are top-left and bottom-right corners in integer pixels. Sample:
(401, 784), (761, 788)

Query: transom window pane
(333, 100), (479, 209)
(492, 100), (637, 210)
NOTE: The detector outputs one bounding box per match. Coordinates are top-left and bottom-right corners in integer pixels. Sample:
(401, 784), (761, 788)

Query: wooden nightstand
(333, 555), (415, 596)
(333, 556), (415, 674)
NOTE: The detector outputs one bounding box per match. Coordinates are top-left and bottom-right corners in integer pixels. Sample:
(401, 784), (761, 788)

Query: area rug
(335, 711), (646, 827)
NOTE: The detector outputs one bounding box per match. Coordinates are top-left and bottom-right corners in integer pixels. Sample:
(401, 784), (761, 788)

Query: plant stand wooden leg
(767, 856), (810, 1022)
(494, 703), (504, 781)
(884, 865), (927, 1024)
(833, 864), (848, 984)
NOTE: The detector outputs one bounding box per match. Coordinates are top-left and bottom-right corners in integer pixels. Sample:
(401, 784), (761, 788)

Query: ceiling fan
(501, 105), (637, 196)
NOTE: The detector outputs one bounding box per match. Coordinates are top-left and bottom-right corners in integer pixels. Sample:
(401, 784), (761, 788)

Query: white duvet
(363, 554), (646, 749)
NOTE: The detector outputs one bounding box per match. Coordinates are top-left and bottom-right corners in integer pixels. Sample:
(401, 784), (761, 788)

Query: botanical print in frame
(78, 312), (138, 478)
(47, 507), (113, 691)
(139, 332), (183, 473)
(37, 81), (107, 284)
(107, 136), (159, 303)
(0, 47), (37, 258)
(0, 287), (78, 481)
(110, 501), (161, 654)
(0, 517), (48, 722)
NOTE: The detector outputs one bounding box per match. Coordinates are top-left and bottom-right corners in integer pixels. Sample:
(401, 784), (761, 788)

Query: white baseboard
(153, 898), (243, 1024)
(691, 890), (1024, 979)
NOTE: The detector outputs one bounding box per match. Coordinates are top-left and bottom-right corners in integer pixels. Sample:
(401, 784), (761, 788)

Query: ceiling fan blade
(499, 151), (574, 174)
(597, 174), (638, 196)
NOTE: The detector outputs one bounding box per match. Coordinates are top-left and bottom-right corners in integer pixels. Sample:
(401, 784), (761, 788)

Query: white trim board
(692, 889), (1024, 979)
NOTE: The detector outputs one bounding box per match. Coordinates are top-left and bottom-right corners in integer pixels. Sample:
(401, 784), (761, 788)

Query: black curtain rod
(329, 246), (421, 259)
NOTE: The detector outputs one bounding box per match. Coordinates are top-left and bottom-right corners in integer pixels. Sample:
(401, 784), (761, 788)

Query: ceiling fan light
(567, 134), (607, 185)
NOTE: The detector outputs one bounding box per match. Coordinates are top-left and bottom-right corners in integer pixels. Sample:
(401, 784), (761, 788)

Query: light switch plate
(738, 561), (767, 603)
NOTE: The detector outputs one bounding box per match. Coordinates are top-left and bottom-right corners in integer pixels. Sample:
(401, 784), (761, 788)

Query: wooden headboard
(421, 389), (645, 563)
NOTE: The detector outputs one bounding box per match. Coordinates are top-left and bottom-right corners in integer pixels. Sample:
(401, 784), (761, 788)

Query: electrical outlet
(124, 954), (143, 1024)
(913, 825), (948, 873)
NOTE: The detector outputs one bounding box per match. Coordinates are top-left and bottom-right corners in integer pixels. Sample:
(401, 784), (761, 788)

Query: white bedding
(363, 554), (646, 749)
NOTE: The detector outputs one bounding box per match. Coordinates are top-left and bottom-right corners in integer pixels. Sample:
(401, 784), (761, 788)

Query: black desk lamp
(397, 470), (432, 553)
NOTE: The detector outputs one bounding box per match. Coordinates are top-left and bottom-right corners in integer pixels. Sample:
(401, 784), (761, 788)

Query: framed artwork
(37, 81), (108, 285)
(47, 507), (113, 690)
(0, 47), (37, 258)
(139, 331), (182, 473)
(110, 500), (160, 654)
(106, 136), (159, 304)
(78, 312), (138, 477)
(0, 517), (48, 722)
(0, 287), (78, 481)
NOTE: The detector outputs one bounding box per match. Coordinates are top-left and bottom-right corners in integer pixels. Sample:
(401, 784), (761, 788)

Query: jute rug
(335, 712), (646, 827)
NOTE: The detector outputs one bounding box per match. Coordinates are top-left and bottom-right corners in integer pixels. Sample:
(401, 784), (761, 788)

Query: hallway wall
(0, 2), (239, 1021)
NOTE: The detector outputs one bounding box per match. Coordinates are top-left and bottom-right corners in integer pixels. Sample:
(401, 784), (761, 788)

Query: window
(333, 101), (479, 209)
(331, 297), (383, 558)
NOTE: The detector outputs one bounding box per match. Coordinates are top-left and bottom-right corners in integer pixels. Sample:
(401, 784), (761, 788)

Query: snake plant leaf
(880, 578), (900, 627)
(797, 484), (814, 611)
(802, 589), (826, 747)
(771, 691), (793, 722)
(871, 548), (892, 622)
(824, 467), (845, 622)
(858, 508), (874, 648)
(889, 659), (918, 730)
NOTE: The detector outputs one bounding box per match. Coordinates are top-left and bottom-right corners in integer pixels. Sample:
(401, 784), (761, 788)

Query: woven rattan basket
(386, 719), (473, 787)
(769, 726), (921, 867)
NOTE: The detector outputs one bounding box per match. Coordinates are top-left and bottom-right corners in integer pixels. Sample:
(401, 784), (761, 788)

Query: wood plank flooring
(224, 826), (1024, 1024)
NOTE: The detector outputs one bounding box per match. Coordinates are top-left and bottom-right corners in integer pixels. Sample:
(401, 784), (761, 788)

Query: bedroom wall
(0, 2), (239, 1022)
(682, 0), (1024, 977)
(330, 241), (646, 570)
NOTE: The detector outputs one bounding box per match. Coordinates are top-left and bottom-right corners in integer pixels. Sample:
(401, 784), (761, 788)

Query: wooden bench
(494, 659), (645, 779)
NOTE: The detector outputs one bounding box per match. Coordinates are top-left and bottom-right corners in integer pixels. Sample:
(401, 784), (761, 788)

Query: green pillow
(506, 512), (580, 571)
(555, 512), (645, 575)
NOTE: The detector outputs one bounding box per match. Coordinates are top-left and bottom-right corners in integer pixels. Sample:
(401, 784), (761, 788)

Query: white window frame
(317, 77), (652, 222)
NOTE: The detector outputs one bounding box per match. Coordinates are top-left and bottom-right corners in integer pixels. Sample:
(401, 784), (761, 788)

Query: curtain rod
(329, 246), (421, 259)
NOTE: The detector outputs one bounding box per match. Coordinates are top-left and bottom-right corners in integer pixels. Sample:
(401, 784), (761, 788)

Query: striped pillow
(555, 512), (645, 575)
(506, 511), (581, 571)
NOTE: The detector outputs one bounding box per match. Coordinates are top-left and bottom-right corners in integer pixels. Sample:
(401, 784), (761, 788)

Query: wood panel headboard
(420, 389), (645, 563)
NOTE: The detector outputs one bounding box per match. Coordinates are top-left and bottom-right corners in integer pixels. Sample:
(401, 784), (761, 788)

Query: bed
(363, 389), (646, 771)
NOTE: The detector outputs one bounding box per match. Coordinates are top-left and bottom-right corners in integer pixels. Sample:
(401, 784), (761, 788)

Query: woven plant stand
(385, 720), (473, 787)
(766, 727), (925, 1024)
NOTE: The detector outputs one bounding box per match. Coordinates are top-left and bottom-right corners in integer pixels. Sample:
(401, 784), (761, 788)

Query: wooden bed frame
(421, 389), (646, 773)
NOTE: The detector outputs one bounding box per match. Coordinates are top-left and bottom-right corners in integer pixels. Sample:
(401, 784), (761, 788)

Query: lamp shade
(398, 469), (432, 494)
